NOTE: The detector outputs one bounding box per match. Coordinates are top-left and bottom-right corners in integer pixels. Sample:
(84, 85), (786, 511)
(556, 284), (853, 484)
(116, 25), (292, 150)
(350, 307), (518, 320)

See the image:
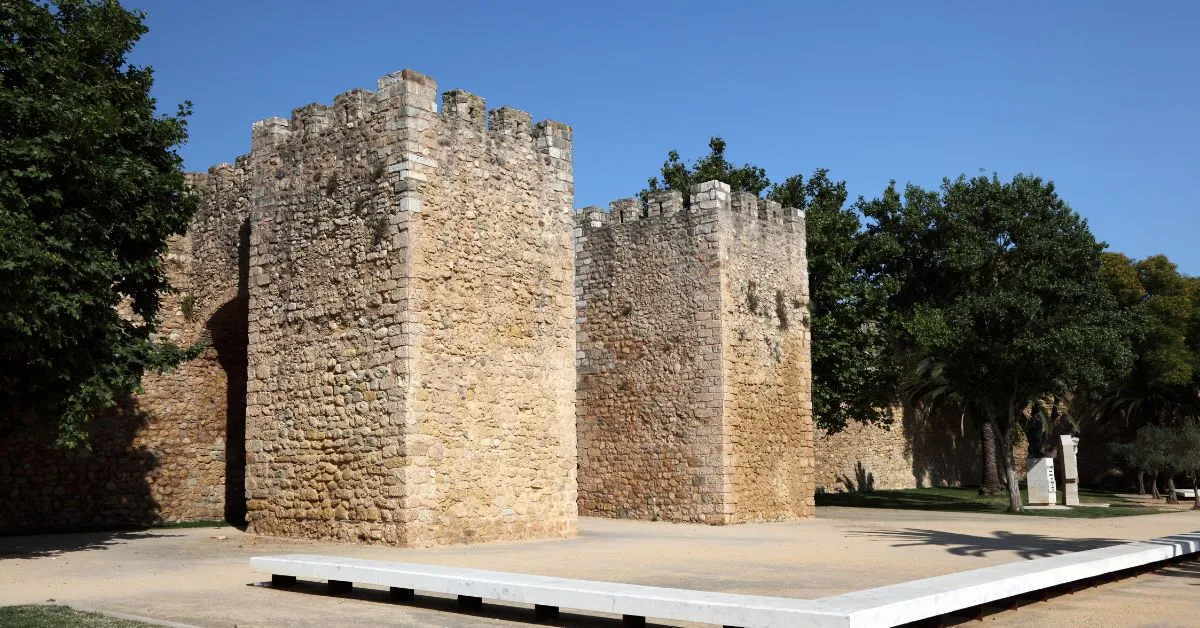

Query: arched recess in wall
(203, 218), (250, 527)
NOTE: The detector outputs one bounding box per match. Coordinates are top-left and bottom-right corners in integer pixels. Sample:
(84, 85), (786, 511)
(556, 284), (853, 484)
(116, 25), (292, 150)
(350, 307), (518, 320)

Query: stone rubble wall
(574, 190), (726, 523)
(402, 90), (577, 545)
(717, 189), (815, 521)
(814, 406), (1029, 492)
(575, 182), (813, 523)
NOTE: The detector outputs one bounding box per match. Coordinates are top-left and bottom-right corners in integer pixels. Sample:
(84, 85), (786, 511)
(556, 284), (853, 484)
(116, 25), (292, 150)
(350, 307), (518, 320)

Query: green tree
(865, 174), (1134, 512)
(1112, 423), (1177, 499)
(769, 170), (894, 431)
(1097, 253), (1198, 502)
(0, 0), (198, 446)
(644, 137), (770, 207)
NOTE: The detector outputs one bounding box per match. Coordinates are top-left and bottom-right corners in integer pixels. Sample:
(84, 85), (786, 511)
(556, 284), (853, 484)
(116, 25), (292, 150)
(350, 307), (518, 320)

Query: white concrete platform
(251, 530), (1200, 628)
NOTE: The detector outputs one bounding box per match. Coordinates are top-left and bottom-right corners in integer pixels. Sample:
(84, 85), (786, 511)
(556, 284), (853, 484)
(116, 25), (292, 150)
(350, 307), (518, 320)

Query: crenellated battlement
(203, 68), (576, 243)
(575, 180), (803, 236)
(236, 70), (571, 170)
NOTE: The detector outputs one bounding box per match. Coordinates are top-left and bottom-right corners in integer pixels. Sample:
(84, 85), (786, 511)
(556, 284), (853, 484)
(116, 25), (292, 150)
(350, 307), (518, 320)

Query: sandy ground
(2, 507), (1200, 627)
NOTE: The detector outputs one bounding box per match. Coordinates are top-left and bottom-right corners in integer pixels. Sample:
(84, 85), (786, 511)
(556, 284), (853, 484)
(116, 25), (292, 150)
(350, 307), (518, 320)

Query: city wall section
(187, 70), (577, 546)
(575, 182), (814, 523)
(814, 407), (1030, 492)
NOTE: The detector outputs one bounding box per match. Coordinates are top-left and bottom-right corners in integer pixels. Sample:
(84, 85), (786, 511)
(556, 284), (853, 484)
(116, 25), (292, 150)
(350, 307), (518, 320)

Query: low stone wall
(815, 407), (1028, 493)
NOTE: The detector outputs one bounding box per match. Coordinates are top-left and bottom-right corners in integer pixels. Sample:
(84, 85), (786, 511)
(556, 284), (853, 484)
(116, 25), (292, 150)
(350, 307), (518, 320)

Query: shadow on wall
(0, 397), (161, 532)
(206, 218), (250, 528)
(905, 403), (982, 489)
(848, 527), (1122, 560)
(838, 461), (876, 492)
(0, 220), (251, 533)
(1075, 412), (1137, 489)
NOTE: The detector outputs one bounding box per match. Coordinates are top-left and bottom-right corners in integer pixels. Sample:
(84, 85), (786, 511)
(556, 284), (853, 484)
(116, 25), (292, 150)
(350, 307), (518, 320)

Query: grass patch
(0, 606), (155, 627)
(150, 519), (230, 530)
(816, 486), (1163, 518)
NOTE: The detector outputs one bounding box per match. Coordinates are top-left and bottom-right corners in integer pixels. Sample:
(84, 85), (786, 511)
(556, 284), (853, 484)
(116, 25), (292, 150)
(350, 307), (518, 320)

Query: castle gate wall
(0, 172), (249, 530)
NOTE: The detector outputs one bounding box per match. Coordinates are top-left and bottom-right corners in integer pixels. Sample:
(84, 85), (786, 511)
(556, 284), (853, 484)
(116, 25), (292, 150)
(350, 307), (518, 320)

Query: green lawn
(815, 486), (1165, 518)
(150, 519), (230, 530)
(0, 606), (154, 628)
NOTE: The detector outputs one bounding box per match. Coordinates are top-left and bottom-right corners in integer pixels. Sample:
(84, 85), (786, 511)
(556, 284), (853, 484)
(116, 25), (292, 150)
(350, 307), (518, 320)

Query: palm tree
(902, 358), (1004, 495)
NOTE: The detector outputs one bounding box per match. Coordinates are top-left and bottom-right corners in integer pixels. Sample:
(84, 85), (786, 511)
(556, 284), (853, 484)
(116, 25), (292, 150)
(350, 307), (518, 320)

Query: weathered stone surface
(814, 407), (1030, 493)
(197, 70), (577, 546)
(1, 70), (577, 545)
(575, 182), (813, 523)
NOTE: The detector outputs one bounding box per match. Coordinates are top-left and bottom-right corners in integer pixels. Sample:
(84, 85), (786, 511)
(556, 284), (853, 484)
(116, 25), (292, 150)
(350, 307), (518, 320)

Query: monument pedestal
(1027, 457), (1057, 506)
(1060, 435), (1080, 506)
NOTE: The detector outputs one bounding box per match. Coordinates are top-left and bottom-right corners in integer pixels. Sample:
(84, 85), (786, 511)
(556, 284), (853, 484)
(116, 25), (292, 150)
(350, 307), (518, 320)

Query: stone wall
(719, 191), (814, 521)
(814, 406), (1029, 493)
(576, 181), (813, 523)
(574, 190), (725, 522)
(226, 70), (575, 546)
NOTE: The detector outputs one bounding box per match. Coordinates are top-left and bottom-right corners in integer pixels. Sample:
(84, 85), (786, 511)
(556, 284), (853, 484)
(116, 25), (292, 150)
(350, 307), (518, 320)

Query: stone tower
(191, 70), (578, 546)
(575, 182), (814, 523)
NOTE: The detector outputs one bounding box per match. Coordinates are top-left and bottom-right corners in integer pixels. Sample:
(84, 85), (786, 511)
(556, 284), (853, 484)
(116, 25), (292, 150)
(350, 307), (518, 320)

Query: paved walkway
(3, 508), (1200, 627)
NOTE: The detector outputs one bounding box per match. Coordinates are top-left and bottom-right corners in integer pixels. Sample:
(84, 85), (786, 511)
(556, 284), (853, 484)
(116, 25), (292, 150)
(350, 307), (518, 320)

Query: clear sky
(126, 0), (1199, 273)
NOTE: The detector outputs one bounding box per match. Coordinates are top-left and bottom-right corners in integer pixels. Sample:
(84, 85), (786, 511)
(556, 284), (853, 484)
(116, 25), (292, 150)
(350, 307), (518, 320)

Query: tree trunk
(1151, 472), (1161, 500)
(1137, 470), (1145, 495)
(991, 416), (1023, 513)
(1193, 472), (1200, 511)
(1166, 475), (1179, 504)
(979, 419), (1004, 496)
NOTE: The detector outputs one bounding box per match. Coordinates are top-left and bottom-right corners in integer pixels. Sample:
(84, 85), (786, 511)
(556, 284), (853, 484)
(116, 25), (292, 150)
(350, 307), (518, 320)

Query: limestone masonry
(213, 70), (578, 546)
(575, 184), (814, 522)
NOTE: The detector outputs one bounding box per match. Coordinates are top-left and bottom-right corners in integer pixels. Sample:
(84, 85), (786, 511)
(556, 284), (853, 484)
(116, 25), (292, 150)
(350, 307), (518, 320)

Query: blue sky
(127, 1), (1199, 273)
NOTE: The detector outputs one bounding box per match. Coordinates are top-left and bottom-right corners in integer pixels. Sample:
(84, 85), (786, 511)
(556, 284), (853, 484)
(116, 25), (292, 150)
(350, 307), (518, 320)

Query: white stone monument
(1027, 457), (1057, 506)
(1060, 434), (1080, 506)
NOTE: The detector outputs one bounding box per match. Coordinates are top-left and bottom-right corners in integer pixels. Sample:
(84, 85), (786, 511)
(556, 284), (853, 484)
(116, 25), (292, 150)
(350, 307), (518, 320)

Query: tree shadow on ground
(0, 528), (183, 560)
(1143, 558), (1200, 583)
(848, 528), (1123, 559)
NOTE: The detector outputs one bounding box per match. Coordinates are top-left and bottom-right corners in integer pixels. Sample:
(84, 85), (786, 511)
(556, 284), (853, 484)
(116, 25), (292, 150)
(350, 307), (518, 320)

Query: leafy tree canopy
(770, 170), (894, 430)
(865, 174), (1134, 511)
(644, 137), (770, 206)
(1098, 252), (1198, 425)
(0, 0), (198, 446)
